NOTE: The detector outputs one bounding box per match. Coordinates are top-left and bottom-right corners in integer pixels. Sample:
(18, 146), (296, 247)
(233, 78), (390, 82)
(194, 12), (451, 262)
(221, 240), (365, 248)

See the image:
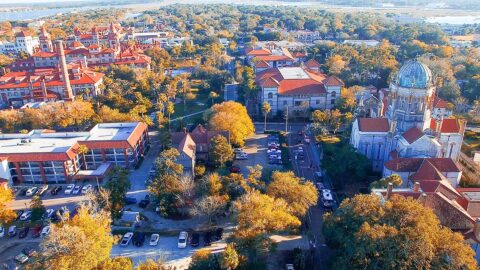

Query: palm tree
(262, 102), (271, 132)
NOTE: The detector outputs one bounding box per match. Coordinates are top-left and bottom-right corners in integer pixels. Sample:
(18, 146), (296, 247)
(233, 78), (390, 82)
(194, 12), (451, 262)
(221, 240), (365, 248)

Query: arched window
(267, 92), (273, 99)
(331, 91), (336, 98)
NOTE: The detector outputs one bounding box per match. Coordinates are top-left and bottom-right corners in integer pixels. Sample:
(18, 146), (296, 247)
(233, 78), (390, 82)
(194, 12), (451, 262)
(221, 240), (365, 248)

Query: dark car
(139, 200), (150, 208)
(190, 232), (200, 247)
(132, 232), (146, 247)
(229, 166), (240, 173)
(18, 187), (28, 196)
(124, 197), (138, 205)
(203, 231), (212, 246)
(22, 247), (37, 257)
(18, 227), (29, 239)
(31, 225), (42, 238)
(50, 186), (62, 195)
(215, 227), (223, 241)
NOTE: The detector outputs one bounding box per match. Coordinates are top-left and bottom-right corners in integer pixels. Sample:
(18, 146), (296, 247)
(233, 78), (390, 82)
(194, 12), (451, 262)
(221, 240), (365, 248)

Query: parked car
(18, 227), (29, 239)
(41, 226), (50, 237)
(149, 234), (159, 246)
(178, 231), (188, 248)
(124, 197), (138, 205)
(43, 209), (54, 220)
(2, 259), (18, 270)
(235, 153), (248, 160)
(190, 232), (200, 247)
(286, 263), (294, 270)
(120, 232), (133, 246)
(234, 148), (244, 154)
(81, 184), (93, 194)
(31, 225), (42, 238)
(18, 187), (28, 196)
(25, 187), (37, 196)
(15, 210), (24, 220)
(50, 186), (62, 195)
(14, 253), (28, 264)
(0, 226), (4, 238)
(72, 185), (81, 195)
(203, 231), (212, 246)
(133, 232), (146, 247)
(229, 166), (241, 173)
(314, 171), (323, 181)
(64, 184), (75, 195)
(19, 210), (32, 221)
(37, 185), (49, 196)
(215, 227), (223, 241)
(22, 247), (36, 257)
(316, 182), (325, 191)
(139, 199), (150, 208)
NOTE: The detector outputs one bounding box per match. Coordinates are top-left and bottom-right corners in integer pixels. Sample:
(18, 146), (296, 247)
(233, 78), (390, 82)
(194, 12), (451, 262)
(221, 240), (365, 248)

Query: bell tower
(39, 26), (53, 52)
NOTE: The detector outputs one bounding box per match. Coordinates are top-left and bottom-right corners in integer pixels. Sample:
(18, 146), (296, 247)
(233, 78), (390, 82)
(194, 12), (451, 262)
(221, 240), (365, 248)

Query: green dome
(396, 60), (433, 89)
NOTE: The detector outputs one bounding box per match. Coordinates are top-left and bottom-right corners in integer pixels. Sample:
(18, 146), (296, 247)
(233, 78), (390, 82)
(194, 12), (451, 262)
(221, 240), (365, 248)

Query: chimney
(474, 218), (480, 242)
(41, 79), (47, 98)
(386, 182), (393, 200)
(420, 193), (427, 206)
(413, 182), (420, 192)
(55, 40), (74, 101)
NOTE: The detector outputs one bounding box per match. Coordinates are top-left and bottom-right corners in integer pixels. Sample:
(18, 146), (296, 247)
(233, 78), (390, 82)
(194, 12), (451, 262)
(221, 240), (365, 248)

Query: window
(331, 91), (336, 98)
(267, 92), (273, 99)
(330, 99), (335, 104)
(283, 100), (287, 105)
(316, 100), (320, 104)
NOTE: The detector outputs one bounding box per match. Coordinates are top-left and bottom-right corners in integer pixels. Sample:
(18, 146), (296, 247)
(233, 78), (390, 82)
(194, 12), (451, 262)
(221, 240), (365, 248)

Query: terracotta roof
(324, 76), (344, 86)
(292, 52), (306, 58)
(178, 133), (195, 159)
(433, 97), (449, 109)
(409, 160), (444, 181)
(15, 31), (30, 38)
(256, 67), (328, 95)
(430, 118), (461, 133)
(246, 48), (271, 56)
(402, 126), (424, 144)
(255, 55), (293, 62)
(357, 118), (389, 132)
(255, 60), (270, 68)
(33, 51), (57, 58)
(384, 157), (460, 172)
(305, 59), (321, 68)
(126, 122), (148, 148)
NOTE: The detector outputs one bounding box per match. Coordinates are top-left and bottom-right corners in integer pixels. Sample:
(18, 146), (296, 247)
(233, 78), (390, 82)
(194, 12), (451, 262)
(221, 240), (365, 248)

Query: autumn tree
(190, 195), (228, 225)
(0, 186), (16, 224)
(188, 249), (221, 270)
(102, 167), (131, 219)
(208, 101), (255, 147)
(261, 102), (271, 132)
(326, 54), (346, 75)
(369, 174), (403, 189)
(220, 244), (240, 270)
(209, 135), (234, 168)
(30, 195), (46, 222)
(96, 257), (133, 270)
(209, 91), (219, 105)
(323, 194), (477, 270)
(136, 259), (169, 270)
(267, 171), (318, 218)
(33, 204), (115, 270)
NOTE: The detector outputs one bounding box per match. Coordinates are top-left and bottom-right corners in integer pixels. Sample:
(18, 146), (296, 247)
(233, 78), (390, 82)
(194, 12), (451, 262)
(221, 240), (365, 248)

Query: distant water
(425, 16), (480, 25)
(0, 7), (99, 22)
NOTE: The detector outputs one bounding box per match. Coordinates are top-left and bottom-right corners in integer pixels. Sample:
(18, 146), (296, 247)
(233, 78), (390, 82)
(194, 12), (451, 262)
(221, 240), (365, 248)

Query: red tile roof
(430, 118), (461, 133)
(433, 97), (449, 109)
(256, 55), (293, 62)
(384, 157), (460, 172)
(256, 67), (328, 95)
(255, 60), (270, 68)
(402, 126), (424, 144)
(409, 160), (444, 181)
(246, 48), (271, 56)
(15, 31), (30, 38)
(357, 118), (389, 132)
(305, 59), (321, 68)
(324, 76), (344, 86)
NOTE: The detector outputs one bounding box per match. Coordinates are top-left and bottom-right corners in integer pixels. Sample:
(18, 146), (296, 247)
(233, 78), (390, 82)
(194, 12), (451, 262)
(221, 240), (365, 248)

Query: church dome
(395, 60), (433, 89)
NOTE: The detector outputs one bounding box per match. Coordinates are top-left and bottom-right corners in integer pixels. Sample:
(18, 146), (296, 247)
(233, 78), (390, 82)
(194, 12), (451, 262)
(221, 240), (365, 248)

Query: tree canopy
(0, 186), (16, 224)
(323, 194), (477, 270)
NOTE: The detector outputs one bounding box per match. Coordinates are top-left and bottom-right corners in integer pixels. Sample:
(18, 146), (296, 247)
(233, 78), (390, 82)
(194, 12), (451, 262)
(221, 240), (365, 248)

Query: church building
(350, 60), (466, 185)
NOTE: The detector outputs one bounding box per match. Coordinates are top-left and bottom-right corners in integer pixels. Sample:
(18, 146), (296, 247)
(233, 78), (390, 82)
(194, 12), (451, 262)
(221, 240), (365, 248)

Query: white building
(0, 31), (39, 56)
(343, 40), (380, 47)
(256, 66), (343, 115)
(350, 60), (466, 184)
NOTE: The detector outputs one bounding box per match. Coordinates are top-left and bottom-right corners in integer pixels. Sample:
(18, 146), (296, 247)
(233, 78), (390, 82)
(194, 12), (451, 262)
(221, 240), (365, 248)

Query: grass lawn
(171, 85), (214, 119)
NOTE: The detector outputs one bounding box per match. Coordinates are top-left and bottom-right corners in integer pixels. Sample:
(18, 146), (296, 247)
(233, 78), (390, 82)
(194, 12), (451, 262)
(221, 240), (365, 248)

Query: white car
(26, 187), (37, 196)
(37, 185), (49, 195)
(286, 264), (294, 270)
(15, 253), (28, 264)
(64, 184), (75, 195)
(41, 226), (50, 237)
(120, 232), (133, 246)
(72, 185), (81, 195)
(235, 153), (248, 160)
(0, 226), (4, 238)
(44, 209), (54, 220)
(149, 234), (160, 246)
(322, 189), (333, 201)
(81, 184), (93, 194)
(178, 231), (188, 248)
(19, 210), (32, 221)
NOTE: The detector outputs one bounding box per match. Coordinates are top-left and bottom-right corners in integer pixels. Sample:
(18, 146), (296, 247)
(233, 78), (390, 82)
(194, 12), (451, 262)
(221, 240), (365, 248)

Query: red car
(229, 166), (241, 173)
(31, 225), (42, 238)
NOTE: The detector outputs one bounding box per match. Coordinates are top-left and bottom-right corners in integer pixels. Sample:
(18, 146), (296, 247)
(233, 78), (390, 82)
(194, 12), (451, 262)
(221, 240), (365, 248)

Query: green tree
(102, 167), (131, 219)
(323, 194), (477, 270)
(188, 249), (221, 270)
(30, 195), (45, 222)
(261, 102), (271, 132)
(220, 244), (240, 270)
(209, 135), (234, 168)
(369, 174), (403, 189)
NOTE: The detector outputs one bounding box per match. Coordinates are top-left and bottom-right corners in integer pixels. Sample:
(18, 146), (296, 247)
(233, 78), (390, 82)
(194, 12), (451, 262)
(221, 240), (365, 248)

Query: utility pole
(285, 105), (289, 133)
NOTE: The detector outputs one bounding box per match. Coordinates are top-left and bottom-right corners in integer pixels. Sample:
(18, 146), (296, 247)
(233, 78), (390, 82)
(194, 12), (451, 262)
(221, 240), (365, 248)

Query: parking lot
(233, 133), (283, 177)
